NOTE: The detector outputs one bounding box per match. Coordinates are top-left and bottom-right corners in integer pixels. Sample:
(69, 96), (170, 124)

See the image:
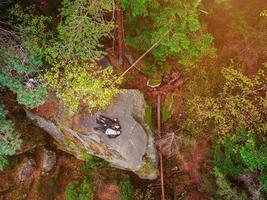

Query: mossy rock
(147, 74), (162, 88)
(136, 157), (159, 180)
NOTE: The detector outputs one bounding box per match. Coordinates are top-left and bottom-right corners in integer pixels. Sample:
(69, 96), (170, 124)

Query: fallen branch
(118, 31), (170, 79)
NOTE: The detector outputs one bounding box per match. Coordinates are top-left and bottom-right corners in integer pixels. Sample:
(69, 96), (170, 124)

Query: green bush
(183, 66), (267, 138)
(213, 128), (267, 193)
(45, 0), (114, 63)
(44, 62), (120, 113)
(119, 177), (133, 200)
(161, 93), (174, 123)
(145, 105), (153, 129)
(213, 167), (248, 200)
(7, 2), (120, 112)
(0, 4), (49, 108)
(65, 179), (95, 200)
(122, 0), (215, 72)
(0, 104), (21, 170)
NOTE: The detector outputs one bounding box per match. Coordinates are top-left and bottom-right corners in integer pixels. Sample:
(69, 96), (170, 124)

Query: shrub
(45, 0), (114, 63)
(0, 104), (21, 170)
(0, 4), (49, 108)
(122, 0), (215, 71)
(213, 128), (267, 193)
(65, 179), (95, 200)
(213, 167), (248, 200)
(183, 66), (267, 138)
(44, 61), (121, 113)
(119, 177), (133, 200)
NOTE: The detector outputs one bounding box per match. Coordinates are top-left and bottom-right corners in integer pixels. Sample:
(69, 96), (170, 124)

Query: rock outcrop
(17, 158), (36, 182)
(41, 148), (56, 175)
(26, 90), (158, 179)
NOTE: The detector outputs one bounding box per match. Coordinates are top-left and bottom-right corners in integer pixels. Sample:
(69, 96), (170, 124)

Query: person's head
(113, 124), (121, 130)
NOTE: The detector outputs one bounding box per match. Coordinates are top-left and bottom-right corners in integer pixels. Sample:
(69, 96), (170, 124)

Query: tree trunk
(115, 0), (124, 65)
(157, 95), (166, 200)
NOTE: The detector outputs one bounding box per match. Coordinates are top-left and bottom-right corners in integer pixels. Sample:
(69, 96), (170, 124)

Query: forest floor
(1, 0), (267, 199)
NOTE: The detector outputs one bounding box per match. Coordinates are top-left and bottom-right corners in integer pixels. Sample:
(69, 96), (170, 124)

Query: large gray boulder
(26, 90), (158, 179)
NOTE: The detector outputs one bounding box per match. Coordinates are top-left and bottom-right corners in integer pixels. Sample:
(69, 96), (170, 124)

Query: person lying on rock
(94, 115), (121, 138)
(96, 115), (121, 131)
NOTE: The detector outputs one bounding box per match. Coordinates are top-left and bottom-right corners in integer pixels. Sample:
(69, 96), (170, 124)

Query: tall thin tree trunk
(157, 95), (165, 200)
(115, 0), (124, 65)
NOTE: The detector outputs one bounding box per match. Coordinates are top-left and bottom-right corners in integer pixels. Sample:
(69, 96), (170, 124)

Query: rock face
(26, 90), (158, 179)
(41, 149), (56, 175)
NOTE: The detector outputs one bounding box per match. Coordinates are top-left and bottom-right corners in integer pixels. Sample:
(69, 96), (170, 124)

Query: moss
(145, 105), (153, 130)
(137, 157), (159, 178)
(65, 178), (96, 200)
(47, 179), (56, 187)
(80, 149), (90, 161)
(147, 78), (162, 88)
(119, 176), (133, 200)
(65, 136), (79, 151)
(161, 93), (174, 123)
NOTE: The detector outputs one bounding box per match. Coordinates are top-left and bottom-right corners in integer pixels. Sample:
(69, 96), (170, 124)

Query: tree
(43, 0), (120, 112)
(44, 61), (120, 113)
(0, 4), (49, 108)
(0, 36), (47, 108)
(213, 128), (267, 196)
(121, 0), (215, 72)
(115, 0), (125, 64)
(45, 0), (115, 64)
(183, 65), (267, 138)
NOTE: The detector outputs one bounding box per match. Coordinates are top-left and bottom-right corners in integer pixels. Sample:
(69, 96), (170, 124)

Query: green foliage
(161, 93), (174, 123)
(145, 105), (153, 129)
(183, 66), (267, 137)
(213, 167), (247, 200)
(40, 0), (120, 113)
(65, 179), (95, 200)
(121, 0), (149, 16)
(119, 177), (133, 200)
(0, 104), (21, 170)
(184, 64), (267, 195)
(9, 4), (52, 54)
(81, 152), (105, 171)
(136, 157), (159, 178)
(213, 129), (267, 192)
(0, 69), (47, 108)
(45, 0), (114, 63)
(44, 61), (120, 112)
(82, 155), (97, 170)
(122, 0), (215, 71)
(0, 4), (49, 108)
(7, 2), (119, 113)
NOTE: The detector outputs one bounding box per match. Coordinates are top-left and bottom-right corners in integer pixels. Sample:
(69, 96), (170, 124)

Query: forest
(0, 0), (266, 199)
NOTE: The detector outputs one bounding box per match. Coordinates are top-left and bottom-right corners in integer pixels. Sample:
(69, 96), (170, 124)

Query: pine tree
(121, 0), (215, 72)
(0, 103), (21, 170)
